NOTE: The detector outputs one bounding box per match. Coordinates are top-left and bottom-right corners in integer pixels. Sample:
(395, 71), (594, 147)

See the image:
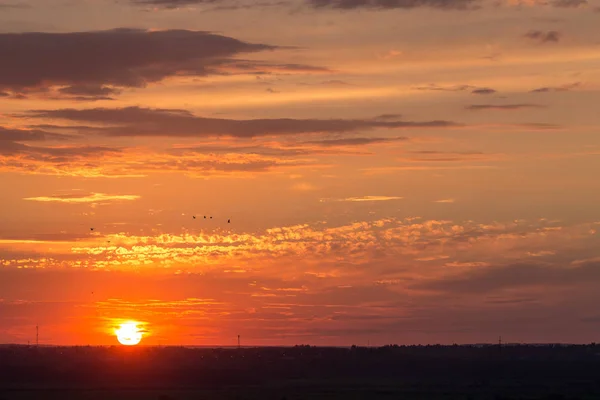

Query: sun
(115, 322), (144, 346)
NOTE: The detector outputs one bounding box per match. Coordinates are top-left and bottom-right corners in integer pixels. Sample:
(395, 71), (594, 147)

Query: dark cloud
(465, 104), (545, 111)
(524, 30), (561, 43)
(0, 126), (75, 156)
(0, 126), (69, 142)
(24, 107), (461, 138)
(401, 150), (492, 162)
(0, 2), (30, 8)
(530, 82), (580, 93)
(299, 79), (353, 86)
(219, 60), (331, 74)
(471, 88), (497, 95)
(304, 137), (408, 147)
(415, 84), (474, 92)
(319, 80), (352, 85)
(0, 141), (119, 158)
(0, 29), (276, 94)
(133, 0), (220, 8)
(513, 123), (562, 130)
(171, 144), (366, 157)
(203, 1), (290, 11)
(551, 0), (586, 7)
(134, 0), (478, 10)
(308, 0), (478, 9)
(57, 84), (122, 101)
(412, 262), (600, 294)
(0, 91), (9, 97)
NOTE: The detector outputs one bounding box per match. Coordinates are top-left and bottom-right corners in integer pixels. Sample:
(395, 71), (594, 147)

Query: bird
(228, 219), (231, 224)
(193, 216), (196, 219)
(204, 216), (207, 219)
(90, 228), (94, 231)
(210, 216), (213, 219)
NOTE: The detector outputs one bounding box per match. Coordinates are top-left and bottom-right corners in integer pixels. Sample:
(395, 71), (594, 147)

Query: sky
(0, 0), (599, 347)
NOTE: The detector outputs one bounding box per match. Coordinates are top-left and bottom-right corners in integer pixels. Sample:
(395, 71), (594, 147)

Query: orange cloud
(24, 192), (140, 204)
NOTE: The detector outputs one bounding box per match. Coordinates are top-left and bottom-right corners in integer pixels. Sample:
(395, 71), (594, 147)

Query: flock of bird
(89, 215), (231, 233)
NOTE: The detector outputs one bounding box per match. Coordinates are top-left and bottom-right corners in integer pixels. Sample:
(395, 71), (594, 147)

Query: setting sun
(115, 322), (144, 346)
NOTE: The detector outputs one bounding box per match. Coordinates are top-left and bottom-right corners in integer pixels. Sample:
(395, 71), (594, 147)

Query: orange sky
(0, 0), (599, 346)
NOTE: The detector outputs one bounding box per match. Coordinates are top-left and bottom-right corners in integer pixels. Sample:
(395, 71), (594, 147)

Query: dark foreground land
(1, 344), (600, 400)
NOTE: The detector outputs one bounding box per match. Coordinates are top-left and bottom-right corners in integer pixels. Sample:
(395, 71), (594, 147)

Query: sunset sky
(1, 0), (599, 347)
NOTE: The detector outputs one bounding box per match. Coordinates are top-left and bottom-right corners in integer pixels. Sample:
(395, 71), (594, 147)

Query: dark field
(2, 344), (600, 400)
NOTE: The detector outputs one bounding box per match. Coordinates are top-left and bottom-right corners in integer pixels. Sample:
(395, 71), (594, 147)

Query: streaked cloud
(465, 104), (545, 111)
(524, 30), (561, 43)
(321, 195), (404, 202)
(24, 107), (460, 138)
(23, 192), (141, 204)
(530, 82), (581, 93)
(133, 0), (480, 10)
(471, 88), (497, 95)
(308, 0), (479, 10)
(551, 0), (586, 7)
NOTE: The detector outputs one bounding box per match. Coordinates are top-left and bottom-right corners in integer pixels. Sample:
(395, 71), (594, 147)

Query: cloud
(0, 2), (30, 8)
(524, 30), (561, 43)
(0, 29), (277, 95)
(551, 0), (586, 7)
(24, 107), (460, 139)
(308, 0), (479, 10)
(444, 261), (490, 267)
(415, 84), (474, 92)
(413, 262), (600, 294)
(465, 104), (545, 111)
(322, 196), (404, 202)
(0, 126), (69, 143)
(530, 82), (581, 93)
(56, 84), (122, 101)
(303, 137), (408, 147)
(132, 0), (223, 8)
(0, 145), (316, 178)
(434, 199), (455, 203)
(3, 217), (596, 277)
(134, 0), (479, 10)
(400, 150), (497, 162)
(471, 88), (497, 95)
(23, 193), (140, 204)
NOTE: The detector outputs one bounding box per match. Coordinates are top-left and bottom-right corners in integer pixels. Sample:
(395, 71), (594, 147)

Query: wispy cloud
(24, 107), (460, 139)
(530, 82), (581, 93)
(434, 199), (455, 203)
(524, 30), (561, 43)
(133, 0), (480, 10)
(465, 104), (545, 111)
(551, 0), (586, 7)
(308, 0), (479, 10)
(24, 192), (140, 204)
(471, 88), (497, 95)
(321, 196), (404, 202)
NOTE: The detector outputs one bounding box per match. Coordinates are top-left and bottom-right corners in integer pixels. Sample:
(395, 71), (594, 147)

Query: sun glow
(115, 322), (144, 346)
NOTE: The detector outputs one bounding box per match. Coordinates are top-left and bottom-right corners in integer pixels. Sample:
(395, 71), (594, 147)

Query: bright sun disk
(115, 322), (143, 346)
